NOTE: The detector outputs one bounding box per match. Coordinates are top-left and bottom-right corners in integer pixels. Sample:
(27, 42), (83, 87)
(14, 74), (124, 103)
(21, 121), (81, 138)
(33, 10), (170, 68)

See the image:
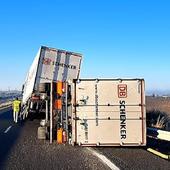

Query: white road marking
(87, 147), (120, 170)
(4, 125), (12, 133)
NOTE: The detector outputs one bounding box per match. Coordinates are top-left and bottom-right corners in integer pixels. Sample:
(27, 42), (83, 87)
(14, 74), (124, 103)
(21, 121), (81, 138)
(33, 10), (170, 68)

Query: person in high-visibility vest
(12, 98), (21, 123)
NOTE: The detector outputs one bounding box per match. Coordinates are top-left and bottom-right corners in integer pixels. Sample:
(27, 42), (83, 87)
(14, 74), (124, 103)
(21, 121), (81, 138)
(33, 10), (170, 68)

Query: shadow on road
(0, 109), (25, 169)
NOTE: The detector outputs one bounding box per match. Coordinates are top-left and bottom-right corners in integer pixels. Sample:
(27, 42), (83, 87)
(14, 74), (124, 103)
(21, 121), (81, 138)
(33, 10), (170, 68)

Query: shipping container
(22, 46), (82, 105)
(71, 79), (146, 146)
(21, 46), (146, 147)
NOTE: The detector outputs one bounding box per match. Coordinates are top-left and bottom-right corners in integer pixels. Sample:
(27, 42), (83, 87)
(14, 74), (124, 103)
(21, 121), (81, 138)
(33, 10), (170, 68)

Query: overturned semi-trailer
(21, 46), (146, 146)
(22, 46), (82, 119)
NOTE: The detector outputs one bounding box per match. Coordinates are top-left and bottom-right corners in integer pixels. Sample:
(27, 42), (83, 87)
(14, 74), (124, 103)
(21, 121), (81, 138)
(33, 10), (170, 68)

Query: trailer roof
(41, 46), (82, 58)
(74, 78), (145, 82)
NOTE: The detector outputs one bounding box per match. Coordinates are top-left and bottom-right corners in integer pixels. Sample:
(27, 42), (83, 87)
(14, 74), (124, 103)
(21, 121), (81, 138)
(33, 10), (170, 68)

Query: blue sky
(0, 0), (170, 93)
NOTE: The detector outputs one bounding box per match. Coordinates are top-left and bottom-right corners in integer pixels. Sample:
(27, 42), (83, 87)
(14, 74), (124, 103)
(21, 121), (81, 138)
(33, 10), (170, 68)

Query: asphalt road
(0, 108), (110, 170)
(0, 108), (170, 170)
(95, 146), (170, 170)
(0, 107), (24, 169)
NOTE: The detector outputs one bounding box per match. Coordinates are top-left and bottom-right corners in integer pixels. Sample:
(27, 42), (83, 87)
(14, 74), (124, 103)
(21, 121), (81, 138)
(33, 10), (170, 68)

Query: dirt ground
(146, 96), (170, 116)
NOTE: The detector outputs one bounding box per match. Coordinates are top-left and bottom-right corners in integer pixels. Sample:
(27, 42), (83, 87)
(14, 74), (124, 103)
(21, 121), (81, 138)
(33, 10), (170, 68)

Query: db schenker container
(71, 78), (146, 146)
(21, 46), (82, 119)
(22, 46), (82, 105)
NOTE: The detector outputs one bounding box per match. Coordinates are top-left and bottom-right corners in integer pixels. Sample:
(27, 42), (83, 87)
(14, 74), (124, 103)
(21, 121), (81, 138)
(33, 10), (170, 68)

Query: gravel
(1, 119), (110, 170)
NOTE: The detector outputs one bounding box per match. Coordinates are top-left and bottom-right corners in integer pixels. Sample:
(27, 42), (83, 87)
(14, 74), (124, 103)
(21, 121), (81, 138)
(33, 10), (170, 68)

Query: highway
(0, 108), (170, 170)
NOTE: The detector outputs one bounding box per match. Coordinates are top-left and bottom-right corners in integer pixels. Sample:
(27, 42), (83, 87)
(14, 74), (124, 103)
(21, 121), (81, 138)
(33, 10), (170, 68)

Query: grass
(146, 96), (170, 130)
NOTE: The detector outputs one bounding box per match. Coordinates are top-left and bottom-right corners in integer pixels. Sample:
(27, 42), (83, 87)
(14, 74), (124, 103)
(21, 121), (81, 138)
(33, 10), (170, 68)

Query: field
(146, 96), (170, 115)
(146, 96), (170, 130)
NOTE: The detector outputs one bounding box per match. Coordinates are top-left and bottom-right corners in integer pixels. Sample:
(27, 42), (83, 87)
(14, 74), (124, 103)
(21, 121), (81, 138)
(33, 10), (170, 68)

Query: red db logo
(43, 58), (52, 65)
(118, 84), (127, 98)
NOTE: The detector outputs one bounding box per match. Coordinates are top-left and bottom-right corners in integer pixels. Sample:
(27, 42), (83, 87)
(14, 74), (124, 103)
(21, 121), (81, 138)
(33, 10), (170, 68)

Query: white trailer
(21, 47), (146, 146)
(22, 46), (82, 105)
(21, 46), (82, 143)
(71, 79), (146, 146)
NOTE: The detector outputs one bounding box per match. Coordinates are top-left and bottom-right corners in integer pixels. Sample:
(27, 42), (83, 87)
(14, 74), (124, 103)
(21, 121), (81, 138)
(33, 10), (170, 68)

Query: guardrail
(0, 102), (12, 110)
(147, 127), (170, 141)
(147, 148), (170, 160)
(147, 127), (170, 160)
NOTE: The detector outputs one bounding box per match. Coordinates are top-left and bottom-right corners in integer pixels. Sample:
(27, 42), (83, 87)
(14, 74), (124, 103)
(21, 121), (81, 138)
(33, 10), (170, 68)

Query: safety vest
(13, 100), (21, 112)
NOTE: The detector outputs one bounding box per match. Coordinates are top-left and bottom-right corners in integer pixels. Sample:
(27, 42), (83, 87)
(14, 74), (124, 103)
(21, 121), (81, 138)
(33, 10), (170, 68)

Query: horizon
(1, 87), (170, 97)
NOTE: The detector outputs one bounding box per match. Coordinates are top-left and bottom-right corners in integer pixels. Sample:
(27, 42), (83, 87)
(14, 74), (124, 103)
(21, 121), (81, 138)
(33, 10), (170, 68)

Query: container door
(73, 79), (146, 146)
